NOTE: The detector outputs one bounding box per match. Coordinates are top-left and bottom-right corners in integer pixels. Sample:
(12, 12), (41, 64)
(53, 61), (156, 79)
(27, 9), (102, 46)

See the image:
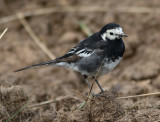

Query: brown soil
(0, 0), (160, 122)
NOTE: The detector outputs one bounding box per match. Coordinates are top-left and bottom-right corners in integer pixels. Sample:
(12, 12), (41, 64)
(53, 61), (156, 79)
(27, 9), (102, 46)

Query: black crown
(100, 23), (120, 34)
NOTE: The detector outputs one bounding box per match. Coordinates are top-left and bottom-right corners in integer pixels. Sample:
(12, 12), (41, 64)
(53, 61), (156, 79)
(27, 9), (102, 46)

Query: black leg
(83, 75), (95, 96)
(92, 76), (104, 92)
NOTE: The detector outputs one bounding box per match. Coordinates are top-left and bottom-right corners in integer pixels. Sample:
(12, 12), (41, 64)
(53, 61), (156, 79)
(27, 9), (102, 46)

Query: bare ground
(0, 0), (160, 121)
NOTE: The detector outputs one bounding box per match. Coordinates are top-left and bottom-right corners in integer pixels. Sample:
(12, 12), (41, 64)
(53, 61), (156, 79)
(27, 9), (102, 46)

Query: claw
(92, 91), (107, 97)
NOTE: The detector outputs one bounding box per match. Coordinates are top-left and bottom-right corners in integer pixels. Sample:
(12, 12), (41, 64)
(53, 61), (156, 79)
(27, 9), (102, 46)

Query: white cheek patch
(101, 27), (124, 41)
(113, 27), (123, 34)
(101, 33), (108, 41)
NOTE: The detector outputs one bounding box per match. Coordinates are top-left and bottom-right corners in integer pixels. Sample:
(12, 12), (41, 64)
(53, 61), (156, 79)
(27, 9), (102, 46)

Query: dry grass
(0, 6), (160, 24)
(16, 13), (56, 60)
(0, 28), (7, 39)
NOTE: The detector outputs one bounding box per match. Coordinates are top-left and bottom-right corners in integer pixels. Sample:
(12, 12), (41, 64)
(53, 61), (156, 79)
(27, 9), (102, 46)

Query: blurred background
(0, 0), (160, 121)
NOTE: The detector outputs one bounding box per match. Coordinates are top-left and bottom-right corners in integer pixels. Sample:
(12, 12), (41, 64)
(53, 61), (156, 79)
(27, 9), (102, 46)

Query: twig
(120, 7), (160, 14)
(27, 91), (160, 109)
(16, 12), (56, 60)
(0, 28), (8, 39)
(71, 90), (91, 100)
(78, 84), (93, 110)
(86, 81), (94, 100)
(28, 100), (56, 108)
(117, 92), (160, 99)
(1, 6), (160, 24)
(29, 90), (92, 110)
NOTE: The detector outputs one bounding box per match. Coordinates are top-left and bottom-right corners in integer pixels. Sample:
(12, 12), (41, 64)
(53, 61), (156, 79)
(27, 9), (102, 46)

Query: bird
(15, 23), (127, 96)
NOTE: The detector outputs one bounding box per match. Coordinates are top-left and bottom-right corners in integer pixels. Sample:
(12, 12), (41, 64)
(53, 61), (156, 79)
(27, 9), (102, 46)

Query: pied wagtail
(15, 23), (127, 95)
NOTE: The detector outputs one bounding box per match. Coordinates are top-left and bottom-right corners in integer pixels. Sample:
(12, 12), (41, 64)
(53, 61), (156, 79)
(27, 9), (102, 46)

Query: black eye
(110, 32), (113, 35)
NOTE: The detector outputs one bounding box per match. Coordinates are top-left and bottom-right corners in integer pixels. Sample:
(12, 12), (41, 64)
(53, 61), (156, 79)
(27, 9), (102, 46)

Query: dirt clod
(55, 96), (82, 111)
(0, 85), (34, 121)
(55, 110), (89, 122)
(55, 91), (124, 122)
(87, 91), (124, 122)
(1, 86), (28, 105)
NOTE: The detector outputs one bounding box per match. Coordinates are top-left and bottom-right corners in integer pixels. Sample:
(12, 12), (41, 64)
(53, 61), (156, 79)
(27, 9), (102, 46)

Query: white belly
(100, 57), (122, 75)
(55, 57), (122, 76)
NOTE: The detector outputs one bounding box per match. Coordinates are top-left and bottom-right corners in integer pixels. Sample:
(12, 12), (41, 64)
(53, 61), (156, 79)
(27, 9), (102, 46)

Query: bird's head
(100, 23), (127, 41)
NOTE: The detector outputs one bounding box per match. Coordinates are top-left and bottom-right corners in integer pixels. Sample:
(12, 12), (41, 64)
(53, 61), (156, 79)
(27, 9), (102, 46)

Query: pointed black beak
(120, 33), (128, 37)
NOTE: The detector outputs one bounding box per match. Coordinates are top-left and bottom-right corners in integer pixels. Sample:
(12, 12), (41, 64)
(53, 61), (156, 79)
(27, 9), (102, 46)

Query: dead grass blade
(1, 6), (160, 24)
(71, 90), (91, 100)
(0, 28), (8, 39)
(28, 100), (56, 108)
(16, 12), (56, 60)
(117, 92), (160, 99)
(28, 92), (160, 109)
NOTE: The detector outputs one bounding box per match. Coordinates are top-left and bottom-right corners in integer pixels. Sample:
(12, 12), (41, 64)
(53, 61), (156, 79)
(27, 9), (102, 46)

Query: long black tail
(14, 60), (56, 72)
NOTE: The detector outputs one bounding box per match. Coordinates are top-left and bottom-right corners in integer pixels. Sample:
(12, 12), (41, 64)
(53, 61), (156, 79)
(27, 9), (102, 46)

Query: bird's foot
(92, 91), (107, 98)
